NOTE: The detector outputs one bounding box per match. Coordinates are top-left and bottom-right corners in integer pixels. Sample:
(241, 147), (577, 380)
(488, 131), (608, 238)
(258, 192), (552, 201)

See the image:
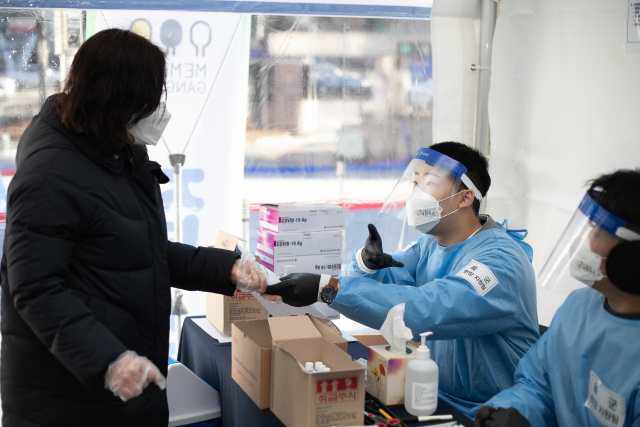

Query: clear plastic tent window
(0, 1), (433, 354)
(0, 3), (433, 241)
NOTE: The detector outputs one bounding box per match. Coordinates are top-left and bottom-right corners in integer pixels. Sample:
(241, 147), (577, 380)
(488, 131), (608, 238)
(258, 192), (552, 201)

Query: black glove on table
(362, 224), (404, 270)
(263, 273), (321, 307)
(474, 406), (532, 427)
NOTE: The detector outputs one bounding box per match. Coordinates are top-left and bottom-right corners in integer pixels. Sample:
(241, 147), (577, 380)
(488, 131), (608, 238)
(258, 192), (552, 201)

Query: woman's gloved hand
(104, 351), (166, 402)
(231, 252), (268, 293)
(474, 406), (532, 427)
(359, 224), (405, 270)
(263, 273), (321, 307)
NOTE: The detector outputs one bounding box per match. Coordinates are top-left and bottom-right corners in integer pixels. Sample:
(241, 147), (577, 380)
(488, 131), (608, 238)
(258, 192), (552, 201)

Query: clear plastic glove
(104, 351), (166, 402)
(258, 292), (283, 303)
(256, 264), (283, 302)
(231, 252), (268, 293)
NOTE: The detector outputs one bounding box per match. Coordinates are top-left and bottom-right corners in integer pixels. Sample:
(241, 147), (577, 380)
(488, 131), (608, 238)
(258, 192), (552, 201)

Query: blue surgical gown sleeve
(632, 395), (640, 427)
(344, 241), (421, 287)
(481, 333), (556, 426)
(333, 246), (522, 341)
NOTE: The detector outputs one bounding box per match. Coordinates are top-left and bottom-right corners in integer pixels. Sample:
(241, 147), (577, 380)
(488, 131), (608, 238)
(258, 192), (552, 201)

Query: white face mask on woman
(126, 102), (172, 146)
(405, 187), (464, 234)
(570, 239), (607, 287)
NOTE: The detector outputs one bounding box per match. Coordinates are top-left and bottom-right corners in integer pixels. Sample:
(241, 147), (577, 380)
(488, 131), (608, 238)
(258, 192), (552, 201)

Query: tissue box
(365, 345), (416, 405)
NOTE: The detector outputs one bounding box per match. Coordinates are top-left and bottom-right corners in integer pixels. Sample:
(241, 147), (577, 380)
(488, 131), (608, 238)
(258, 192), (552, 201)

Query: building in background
(246, 15), (433, 174)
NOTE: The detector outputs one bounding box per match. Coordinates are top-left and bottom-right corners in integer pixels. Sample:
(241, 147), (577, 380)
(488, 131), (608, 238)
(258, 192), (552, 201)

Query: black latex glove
(474, 406), (532, 427)
(263, 273), (321, 307)
(362, 224), (404, 270)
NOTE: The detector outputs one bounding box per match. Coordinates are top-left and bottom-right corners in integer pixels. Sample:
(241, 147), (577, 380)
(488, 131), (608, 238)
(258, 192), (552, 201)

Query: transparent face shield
(538, 190), (640, 294)
(379, 148), (483, 231)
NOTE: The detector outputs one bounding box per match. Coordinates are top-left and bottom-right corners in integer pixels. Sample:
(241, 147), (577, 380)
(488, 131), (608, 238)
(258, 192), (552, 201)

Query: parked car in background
(312, 62), (373, 99)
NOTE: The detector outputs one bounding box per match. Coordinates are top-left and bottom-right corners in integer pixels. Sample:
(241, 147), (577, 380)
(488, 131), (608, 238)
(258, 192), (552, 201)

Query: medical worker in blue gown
(474, 169), (640, 427)
(264, 142), (540, 417)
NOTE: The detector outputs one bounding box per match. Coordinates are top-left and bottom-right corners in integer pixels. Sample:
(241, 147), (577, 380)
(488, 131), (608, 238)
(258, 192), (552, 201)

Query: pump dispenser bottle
(404, 332), (438, 416)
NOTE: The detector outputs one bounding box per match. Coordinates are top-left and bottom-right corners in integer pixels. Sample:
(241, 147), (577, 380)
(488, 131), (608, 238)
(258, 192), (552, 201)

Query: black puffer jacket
(0, 97), (239, 426)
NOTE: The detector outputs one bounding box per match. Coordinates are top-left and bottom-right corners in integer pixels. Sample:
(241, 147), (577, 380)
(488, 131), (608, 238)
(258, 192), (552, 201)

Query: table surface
(178, 316), (474, 427)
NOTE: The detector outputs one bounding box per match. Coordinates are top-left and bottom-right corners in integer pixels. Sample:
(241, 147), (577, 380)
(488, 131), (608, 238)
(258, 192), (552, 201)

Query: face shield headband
(410, 149), (483, 202)
(577, 191), (640, 240)
(538, 190), (640, 292)
(378, 148), (485, 225)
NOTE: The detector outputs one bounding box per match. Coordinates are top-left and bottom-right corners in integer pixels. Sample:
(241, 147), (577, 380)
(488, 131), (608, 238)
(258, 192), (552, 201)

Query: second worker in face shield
(264, 142), (540, 417)
(475, 169), (640, 427)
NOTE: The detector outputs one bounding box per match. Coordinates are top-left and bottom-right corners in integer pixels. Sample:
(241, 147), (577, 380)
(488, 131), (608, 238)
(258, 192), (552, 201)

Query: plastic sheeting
(487, 0), (640, 325)
(1, 0), (431, 18)
(94, 11), (249, 247)
(0, 7), (436, 329)
(430, 0), (479, 145)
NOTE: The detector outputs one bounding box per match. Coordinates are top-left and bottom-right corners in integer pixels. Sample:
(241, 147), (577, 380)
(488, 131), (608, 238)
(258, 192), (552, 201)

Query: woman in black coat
(0, 29), (266, 426)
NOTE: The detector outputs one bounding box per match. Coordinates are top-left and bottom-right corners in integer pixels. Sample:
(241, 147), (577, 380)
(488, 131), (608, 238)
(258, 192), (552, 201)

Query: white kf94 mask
(405, 187), (463, 234)
(127, 102), (172, 146)
(570, 239), (607, 287)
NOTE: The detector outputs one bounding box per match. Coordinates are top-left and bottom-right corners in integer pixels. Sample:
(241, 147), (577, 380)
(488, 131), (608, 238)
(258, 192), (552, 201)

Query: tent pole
(169, 154), (186, 243)
(473, 0), (497, 156)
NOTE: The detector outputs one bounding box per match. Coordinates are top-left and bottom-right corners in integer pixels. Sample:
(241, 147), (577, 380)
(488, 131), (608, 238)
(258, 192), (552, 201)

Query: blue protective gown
(330, 217), (539, 417)
(480, 288), (640, 427)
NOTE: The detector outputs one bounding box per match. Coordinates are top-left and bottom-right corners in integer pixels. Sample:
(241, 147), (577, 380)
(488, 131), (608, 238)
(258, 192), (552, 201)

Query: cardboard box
(213, 231), (243, 251)
(206, 291), (267, 335)
(257, 252), (342, 276)
(256, 228), (344, 257)
(205, 231), (267, 335)
(270, 318), (365, 427)
(259, 203), (345, 233)
(231, 316), (348, 409)
(365, 344), (416, 405)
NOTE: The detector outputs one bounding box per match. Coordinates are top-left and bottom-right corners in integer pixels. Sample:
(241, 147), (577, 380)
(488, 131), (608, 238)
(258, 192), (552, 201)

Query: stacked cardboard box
(257, 203), (345, 276)
(232, 315), (365, 427)
(206, 231), (267, 335)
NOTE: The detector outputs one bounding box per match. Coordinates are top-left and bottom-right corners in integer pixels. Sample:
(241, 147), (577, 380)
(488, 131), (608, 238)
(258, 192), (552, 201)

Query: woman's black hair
(588, 169), (640, 233)
(428, 141), (491, 216)
(53, 29), (166, 148)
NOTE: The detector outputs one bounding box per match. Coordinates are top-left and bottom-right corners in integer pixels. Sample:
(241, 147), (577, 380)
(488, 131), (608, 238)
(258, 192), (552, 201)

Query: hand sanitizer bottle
(404, 332), (438, 416)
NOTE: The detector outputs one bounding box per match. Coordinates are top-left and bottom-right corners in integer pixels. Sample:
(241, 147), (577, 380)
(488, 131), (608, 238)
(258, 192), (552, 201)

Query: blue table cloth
(178, 316), (473, 427)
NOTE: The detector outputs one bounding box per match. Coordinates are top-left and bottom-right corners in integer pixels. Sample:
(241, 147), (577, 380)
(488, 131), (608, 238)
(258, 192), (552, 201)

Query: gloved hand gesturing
(474, 406), (532, 427)
(231, 252), (268, 293)
(360, 224), (404, 270)
(263, 273), (321, 307)
(104, 351), (166, 402)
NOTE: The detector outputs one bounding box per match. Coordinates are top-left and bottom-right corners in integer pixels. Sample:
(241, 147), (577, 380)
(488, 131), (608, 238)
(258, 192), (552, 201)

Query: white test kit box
(257, 252), (342, 276)
(256, 228), (344, 258)
(259, 203), (345, 233)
